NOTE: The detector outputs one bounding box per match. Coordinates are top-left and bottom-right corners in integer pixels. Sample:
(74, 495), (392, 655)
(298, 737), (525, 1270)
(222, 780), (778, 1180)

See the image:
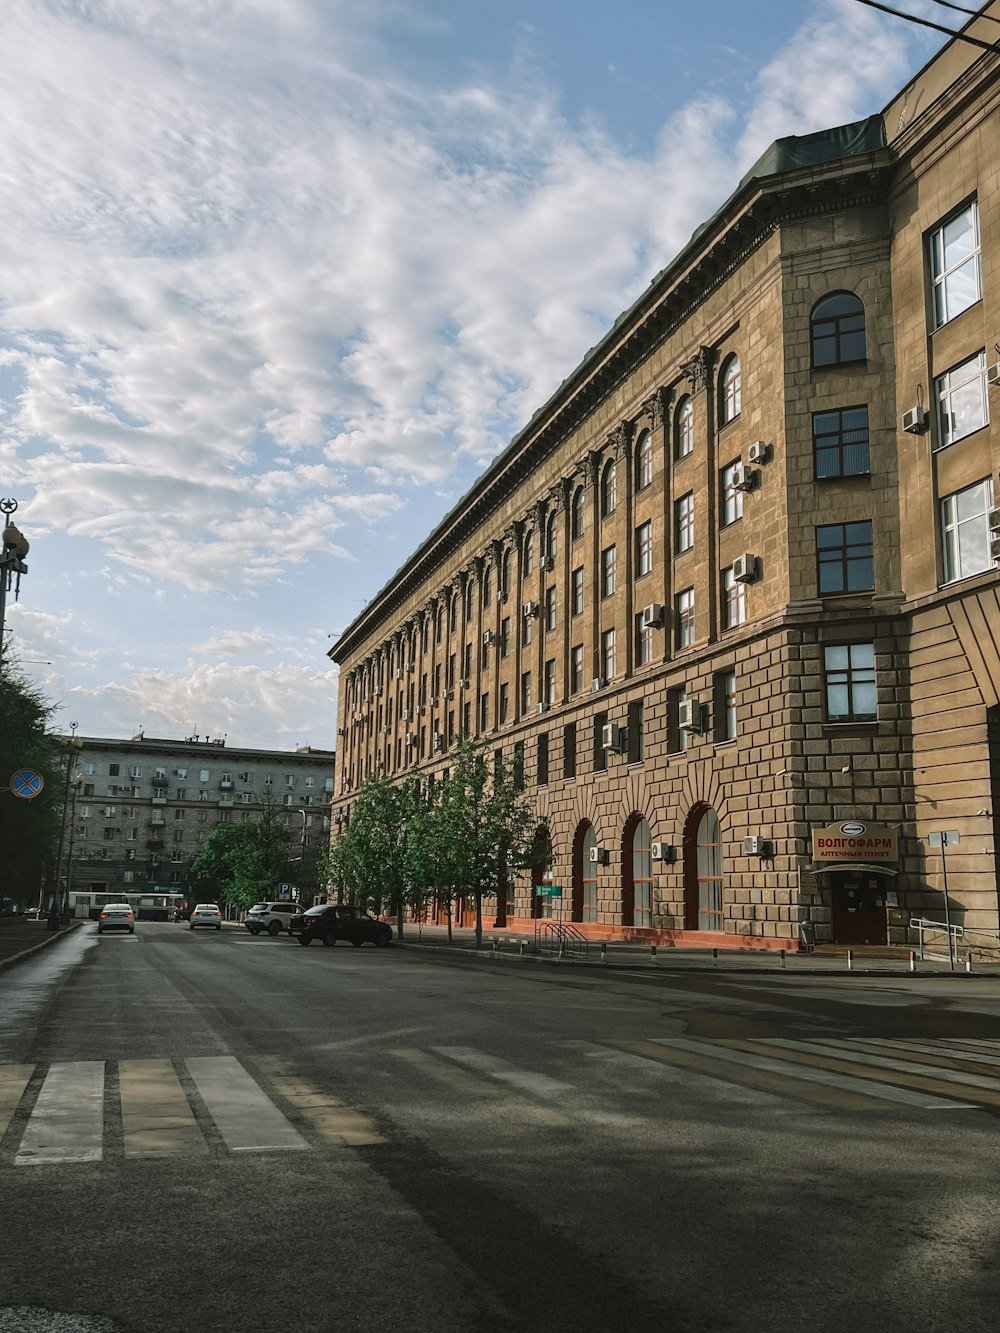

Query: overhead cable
(929, 0), (1000, 24)
(851, 0), (998, 49)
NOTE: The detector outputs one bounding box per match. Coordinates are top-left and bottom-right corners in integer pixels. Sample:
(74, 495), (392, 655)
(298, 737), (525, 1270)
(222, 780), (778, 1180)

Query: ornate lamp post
(52, 723), (84, 916)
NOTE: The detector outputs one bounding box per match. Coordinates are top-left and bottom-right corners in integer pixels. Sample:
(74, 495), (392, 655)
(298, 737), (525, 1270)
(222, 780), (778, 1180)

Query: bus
(66, 890), (186, 922)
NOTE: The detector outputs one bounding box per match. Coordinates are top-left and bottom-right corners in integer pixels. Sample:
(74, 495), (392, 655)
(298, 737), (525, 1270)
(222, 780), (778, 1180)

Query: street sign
(279, 883), (291, 898)
(10, 768), (44, 800)
(928, 830), (960, 848)
(535, 885), (562, 897)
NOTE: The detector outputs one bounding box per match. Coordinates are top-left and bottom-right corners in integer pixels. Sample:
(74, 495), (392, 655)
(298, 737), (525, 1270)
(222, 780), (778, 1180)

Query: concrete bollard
(966, 950), (973, 973)
(600, 942), (608, 965)
(651, 945), (657, 965)
(779, 949), (785, 969)
(492, 938), (498, 954)
(519, 940), (526, 957)
(847, 949), (854, 972)
(712, 947), (718, 967)
(909, 950), (916, 972)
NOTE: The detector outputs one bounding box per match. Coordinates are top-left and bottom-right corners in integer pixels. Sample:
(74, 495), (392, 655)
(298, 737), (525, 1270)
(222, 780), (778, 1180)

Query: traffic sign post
(929, 830), (960, 971)
(10, 768), (44, 800)
(279, 883), (291, 899)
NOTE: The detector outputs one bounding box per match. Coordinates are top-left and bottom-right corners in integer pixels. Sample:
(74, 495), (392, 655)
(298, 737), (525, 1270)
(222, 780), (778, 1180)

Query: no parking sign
(10, 768), (44, 800)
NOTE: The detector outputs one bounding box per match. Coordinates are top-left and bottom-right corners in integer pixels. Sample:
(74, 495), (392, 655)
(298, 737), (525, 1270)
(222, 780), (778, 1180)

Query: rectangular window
(813, 406), (870, 479)
(523, 614), (533, 647)
(627, 700), (644, 764)
(513, 742), (525, 792)
(714, 670), (737, 742)
(500, 617), (510, 658)
(675, 493), (694, 552)
(935, 351), (989, 449)
(721, 566), (746, 629)
(571, 567), (584, 616)
(635, 521), (653, 578)
(930, 201), (981, 329)
(817, 521), (874, 594)
(667, 687), (687, 753)
(537, 733), (549, 787)
(200, 769), (209, 782)
(434, 663), (442, 695)
(520, 671), (532, 713)
(563, 722), (577, 779)
(173, 829), (184, 844)
(499, 682), (509, 724)
(941, 478), (993, 582)
(601, 628), (616, 681)
(824, 643), (877, 721)
(130, 765), (142, 779)
(720, 462), (744, 526)
(175, 788), (186, 801)
(123, 870), (134, 884)
(462, 700), (471, 736)
(635, 613), (653, 667)
(479, 692), (489, 731)
(675, 588), (695, 649)
(284, 775), (294, 789)
(593, 712), (608, 773)
(545, 585), (557, 632)
(571, 644), (584, 694)
(448, 652), (456, 687)
(173, 808), (185, 821)
(544, 658), (556, 706)
(601, 545), (617, 599)
(108, 763), (120, 777)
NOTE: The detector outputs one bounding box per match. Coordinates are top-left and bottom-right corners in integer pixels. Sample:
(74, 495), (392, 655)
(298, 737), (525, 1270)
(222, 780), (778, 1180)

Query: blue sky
(1, 0), (942, 749)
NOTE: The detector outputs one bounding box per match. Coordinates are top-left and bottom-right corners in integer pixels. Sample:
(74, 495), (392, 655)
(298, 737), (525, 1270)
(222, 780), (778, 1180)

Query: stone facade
(330, 15), (1000, 949)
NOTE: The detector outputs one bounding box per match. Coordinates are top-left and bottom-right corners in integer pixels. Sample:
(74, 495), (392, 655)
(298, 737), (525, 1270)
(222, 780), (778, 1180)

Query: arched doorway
(572, 822), (597, 923)
(529, 824), (553, 919)
(621, 814), (652, 927)
(683, 805), (723, 932)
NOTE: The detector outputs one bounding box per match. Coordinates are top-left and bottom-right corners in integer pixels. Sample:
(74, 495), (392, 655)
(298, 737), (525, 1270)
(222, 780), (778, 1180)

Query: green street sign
(535, 885), (562, 897)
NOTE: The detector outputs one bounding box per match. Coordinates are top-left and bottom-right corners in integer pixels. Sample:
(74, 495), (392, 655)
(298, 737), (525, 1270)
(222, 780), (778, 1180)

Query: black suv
(289, 905), (393, 948)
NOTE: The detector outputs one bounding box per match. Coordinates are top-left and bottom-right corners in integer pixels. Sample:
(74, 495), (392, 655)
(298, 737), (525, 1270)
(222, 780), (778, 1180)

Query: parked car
(189, 903), (223, 930)
(244, 901), (301, 937)
(97, 905), (135, 935)
(289, 904), (393, 948)
(173, 905), (193, 922)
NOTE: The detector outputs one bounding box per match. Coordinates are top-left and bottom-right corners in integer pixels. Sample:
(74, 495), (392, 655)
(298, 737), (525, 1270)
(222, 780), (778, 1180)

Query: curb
(0, 921), (85, 973)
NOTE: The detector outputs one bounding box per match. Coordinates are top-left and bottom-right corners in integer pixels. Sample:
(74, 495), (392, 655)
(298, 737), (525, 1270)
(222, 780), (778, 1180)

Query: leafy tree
(189, 801), (292, 911)
(0, 660), (62, 910)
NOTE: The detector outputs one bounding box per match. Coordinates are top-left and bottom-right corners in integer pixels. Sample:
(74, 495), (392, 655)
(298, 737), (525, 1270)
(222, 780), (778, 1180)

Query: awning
(807, 862), (899, 876)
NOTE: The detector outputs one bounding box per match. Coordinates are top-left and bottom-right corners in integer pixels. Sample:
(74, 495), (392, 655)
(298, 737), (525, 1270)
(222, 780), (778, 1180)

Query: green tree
(189, 802), (292, 911)
(0, 660), (62, 910)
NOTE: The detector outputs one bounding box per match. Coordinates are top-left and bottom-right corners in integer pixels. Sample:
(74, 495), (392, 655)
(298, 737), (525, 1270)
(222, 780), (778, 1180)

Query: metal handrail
(909, 916), (963, 964)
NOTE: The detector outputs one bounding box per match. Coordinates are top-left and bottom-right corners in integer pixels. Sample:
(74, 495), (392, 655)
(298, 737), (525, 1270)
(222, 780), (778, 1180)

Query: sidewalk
(392, 924), (999, 977)
(0, 916), (84, 971)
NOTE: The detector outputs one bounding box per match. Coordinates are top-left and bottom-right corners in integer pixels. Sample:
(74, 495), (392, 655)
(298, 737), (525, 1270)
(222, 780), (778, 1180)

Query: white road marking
(15, 1061), (106, 1165)
(119, 1059), (207, 1157)
(185, 1056), (308, 1152)
(432, 1046), (575, 1098)
(759, 1038), (993, 1100)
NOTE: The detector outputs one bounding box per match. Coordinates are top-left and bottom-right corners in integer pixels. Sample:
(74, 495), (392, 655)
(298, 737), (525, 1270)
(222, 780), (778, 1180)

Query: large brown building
(329, 12), (1000, 949)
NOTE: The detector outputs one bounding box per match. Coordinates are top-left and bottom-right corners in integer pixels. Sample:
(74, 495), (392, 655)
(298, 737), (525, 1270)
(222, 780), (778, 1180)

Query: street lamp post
(52, 723), (84, 914)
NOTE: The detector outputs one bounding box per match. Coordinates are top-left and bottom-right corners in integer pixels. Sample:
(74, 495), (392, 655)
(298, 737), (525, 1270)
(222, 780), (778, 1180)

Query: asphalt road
(2, 923), (1000, 1333)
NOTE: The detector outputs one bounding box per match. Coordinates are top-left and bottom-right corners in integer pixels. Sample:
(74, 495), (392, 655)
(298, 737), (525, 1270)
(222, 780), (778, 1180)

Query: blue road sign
(10, 768), (44, 800)
(279, 883), (291, 898)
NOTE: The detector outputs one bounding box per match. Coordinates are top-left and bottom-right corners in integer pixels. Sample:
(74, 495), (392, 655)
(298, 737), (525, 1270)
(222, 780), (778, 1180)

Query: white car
(98, 904), (135, 934)
(189, 903), (223, 931)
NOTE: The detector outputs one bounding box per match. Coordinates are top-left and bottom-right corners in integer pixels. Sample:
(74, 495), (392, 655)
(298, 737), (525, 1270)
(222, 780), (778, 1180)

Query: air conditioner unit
(417, 705), (427, 716)
(374, 684), (383, 696)
(732, 462), (756, 492)
(987, 362), (1000, 388)
(459, 678), (470, 689)
(650, 842), (674, 863)
(536, 702), (548, 714)
(522, 601), (539, 618)
(743, 836), (773, 857)
(640, 603), (664, 629)
(405, 734), (414, 747)
(443, 688), (454, 700)
(732, 553), (759, 583)
(402, 709), (411, 722)
(497, 590), (508, 604)
(592, 677), (605, 693)
(540, 555), (555, 572)
(408, 661), (415, 673)
(901, 405), (929, 434)
(588, 846), (609, 865)
(395, 668), (403, 679)
(430, 696), (439, 706)
(678, 699), (705, 733)
(747, 440), (770, 465)
(433, 734), (445, 752)
(482, 630), (495, 647)
(383, 725), (391, 736)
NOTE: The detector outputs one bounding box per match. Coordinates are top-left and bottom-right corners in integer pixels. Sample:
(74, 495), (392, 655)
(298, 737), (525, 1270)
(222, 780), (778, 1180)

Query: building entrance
(829, 872), (889, 945)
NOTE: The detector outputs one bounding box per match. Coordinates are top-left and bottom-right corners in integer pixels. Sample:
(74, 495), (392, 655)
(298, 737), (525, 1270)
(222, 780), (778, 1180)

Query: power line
(929, 0), (1000, 24)
(851, 0), (999, 50)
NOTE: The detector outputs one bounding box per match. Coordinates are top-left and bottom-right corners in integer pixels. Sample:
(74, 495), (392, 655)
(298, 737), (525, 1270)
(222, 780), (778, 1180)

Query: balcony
(147, 840), (165, 851)
(151, 796), (167, 806)
(219, 780), (233, 790)
(218, 795), (234, 807)
(148, 818), (166, 827)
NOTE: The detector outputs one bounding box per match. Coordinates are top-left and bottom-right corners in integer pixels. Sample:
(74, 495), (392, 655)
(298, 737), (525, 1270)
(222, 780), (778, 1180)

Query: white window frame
(935, 351), (989, 450)
(941, 478), (994, 583)
(930, 201), (982, 329)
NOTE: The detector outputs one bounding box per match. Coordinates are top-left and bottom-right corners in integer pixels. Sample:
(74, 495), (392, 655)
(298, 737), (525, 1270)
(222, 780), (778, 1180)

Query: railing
(909, 916), (963, 964)
(534, 921), (589, 959)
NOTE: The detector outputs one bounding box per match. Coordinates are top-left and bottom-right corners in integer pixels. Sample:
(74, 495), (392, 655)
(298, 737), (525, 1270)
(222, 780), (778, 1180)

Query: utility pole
(0, 499), (30, 673)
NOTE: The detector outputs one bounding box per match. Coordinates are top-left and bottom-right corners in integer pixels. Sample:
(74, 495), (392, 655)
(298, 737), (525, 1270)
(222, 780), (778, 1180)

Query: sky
(1, 0), (946, 751)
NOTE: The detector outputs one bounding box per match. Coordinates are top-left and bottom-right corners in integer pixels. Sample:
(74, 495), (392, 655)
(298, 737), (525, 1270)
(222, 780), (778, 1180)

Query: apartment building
(329, 11), (1000, 948)
(63, 733), (335, 905)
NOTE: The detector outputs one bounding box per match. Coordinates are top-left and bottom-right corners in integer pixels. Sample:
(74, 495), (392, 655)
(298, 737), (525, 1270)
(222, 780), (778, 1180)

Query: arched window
(719, 356), (741, 426)
(601, 460), (617, 518)
(811, 292), (866, 367)
(696, 809), (723, 931)
(582, 825), (598, 922)
(436, 606), (443, 644)
(483, 565), (492, 606)
(635, 430), (653, 490)
(545, 510), (558, 562)
(523, 529), (534, 578)
(501, 549), (511, 599)
(465, 578), (475, 620)
(571, 486), (585, 540)
(449, 594), (458, 633)
(675, 395), (693, 459)
(630, 816), (652, 928)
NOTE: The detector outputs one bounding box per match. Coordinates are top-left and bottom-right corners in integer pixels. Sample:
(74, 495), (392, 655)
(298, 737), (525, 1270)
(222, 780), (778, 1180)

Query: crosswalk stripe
(827, 1038), (1000, 1076)
(950, 1039), (1000, 1055)
(757, 1039), (990, 1105)
(621, 1039), (916, 1111)
(432, 1046), (575, 1099)
(0, 1065), (34, 1139)
(185, 1057), (308, 1152)
(15, 1061), (105, 1165)
(119, 1059), (207, 1158)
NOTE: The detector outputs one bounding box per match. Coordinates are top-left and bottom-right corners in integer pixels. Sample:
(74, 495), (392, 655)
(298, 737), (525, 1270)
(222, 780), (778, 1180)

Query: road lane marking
(185, 1056), (308, 1152)
(611, 1040), (904, 1112)
(118, 1059), (207, 1158)
(432, 1046), (575, 1099)
(271, 1074), (384, 1146)
(826, 1038), (1000, 1076)
(15, 1061), (105, 1165)
(755, 1039), (987, 1106)
(0, 1065), (34, 1138)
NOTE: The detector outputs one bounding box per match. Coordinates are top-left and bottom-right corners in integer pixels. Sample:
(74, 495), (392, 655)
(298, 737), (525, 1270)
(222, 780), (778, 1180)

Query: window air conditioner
(417, 705), (426, 716)
(374, 684), (383, 696)
(482, 630), (495, 647)
(383, 725), (391, 736)
(459, 678), (470, 689)
(732, 463), (757, 492)
(747, 440), (770, 465)
(588, 846), (609, 865)
(405, 734), (414, 747)
(732, 553), (759, 583)
(443, 688), (454, 700)
(640, 603), (664, 629)
(433, 734), (445, 752)
(540, 555), (555, 572)
(402, 709), (411, 722)
(901, 406), (928, 434)
(395, 668), (403, 679)
(522, 601), (539, 618)
(743, 836), (772, 857)
(677, 699), (704, 733)
(986, 362), (1000, 388)
(650, 842), (674, 863)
